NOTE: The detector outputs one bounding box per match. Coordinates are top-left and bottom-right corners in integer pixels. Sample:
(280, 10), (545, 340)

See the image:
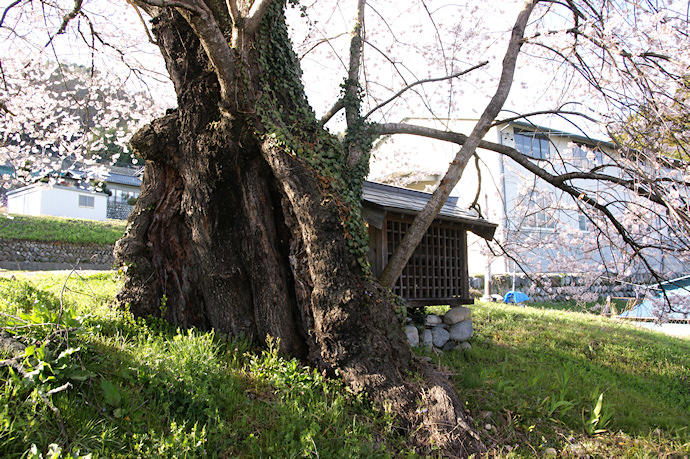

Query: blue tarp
(618, 275), (690, 321)
(504, 291), (530, 304)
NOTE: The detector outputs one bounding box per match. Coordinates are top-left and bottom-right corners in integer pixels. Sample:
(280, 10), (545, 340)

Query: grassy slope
(0, 272), (688, 458)
(0, 214), (126, 245)
(435, 302), (690, 457)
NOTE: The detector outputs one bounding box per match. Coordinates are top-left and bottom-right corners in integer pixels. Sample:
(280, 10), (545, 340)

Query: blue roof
(654, 275), (690, 295)
(0, 164), (14, 176)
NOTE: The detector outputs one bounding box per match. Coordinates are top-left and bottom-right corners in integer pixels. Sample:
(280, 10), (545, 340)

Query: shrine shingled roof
(362, 180), (497, 240)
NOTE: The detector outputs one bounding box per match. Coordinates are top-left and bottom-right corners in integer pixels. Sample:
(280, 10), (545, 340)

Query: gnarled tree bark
(114, 2), (484, 455)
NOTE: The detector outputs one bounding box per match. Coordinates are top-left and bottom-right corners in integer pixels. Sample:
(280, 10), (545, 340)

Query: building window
(79, 195), (95, 208)
(579, 214), (589, 231)
(570, 145), (603, 167)
(523, 195), (555, 230)
(514, 129), (550, 160)
(110, 189), (139, 204)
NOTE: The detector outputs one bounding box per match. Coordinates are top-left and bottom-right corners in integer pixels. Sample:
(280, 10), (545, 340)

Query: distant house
(101, 167), (142, 220)
(7, 183), (108, 221)
(5, 165), (142, 221)
(363, 181), (497, 306)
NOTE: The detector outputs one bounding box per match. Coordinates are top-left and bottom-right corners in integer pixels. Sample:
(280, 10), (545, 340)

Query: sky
(1, 0), (686, 140)
(1, 0), (566, 131)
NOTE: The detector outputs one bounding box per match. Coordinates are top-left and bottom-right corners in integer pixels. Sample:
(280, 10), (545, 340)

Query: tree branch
(363, 61), (489, 120)
(173, 0), (237, 112)
(374, 116), (690, 294)
(492, 107), (599, 128)
(343, 0), (367, 168)
(226, 0), (241, 25)
(134, 0), (204, 15)
(320, 98), (345, 126)
(245, 0), (273, 35)
(127, 0), (158, 45)
(0, 0), (23, 28)
(372, 121), (689, 219)
(378, 0), (537, 288)
(54, 0), (83, 36)
(0, 100), (15, 116)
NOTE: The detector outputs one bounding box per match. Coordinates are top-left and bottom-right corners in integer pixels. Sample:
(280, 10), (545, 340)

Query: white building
(7, 183), (108, 221)
(4, 165), (142, 221)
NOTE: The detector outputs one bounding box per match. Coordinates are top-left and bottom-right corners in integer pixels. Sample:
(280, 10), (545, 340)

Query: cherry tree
(0, 2), (171, 189)
(362, 0), (690, 313)
(2, 0), (689, 454)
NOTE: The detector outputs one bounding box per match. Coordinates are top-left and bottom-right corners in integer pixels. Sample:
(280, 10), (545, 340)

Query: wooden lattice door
(385, 219), (470, 306)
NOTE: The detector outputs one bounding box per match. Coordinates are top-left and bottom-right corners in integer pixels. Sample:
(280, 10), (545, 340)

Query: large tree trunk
(115, 3), (483, 455)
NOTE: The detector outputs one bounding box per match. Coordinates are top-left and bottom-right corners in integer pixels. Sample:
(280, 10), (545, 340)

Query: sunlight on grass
(0, 214), (126, 245)
(0, 272), (410, 458)
(438, 300), (690, 457)
(1, 273), (688, 457)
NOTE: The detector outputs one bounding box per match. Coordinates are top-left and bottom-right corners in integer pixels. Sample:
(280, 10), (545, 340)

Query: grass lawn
(0, 272), (688, 457)
(431, 301), (690, 457)
(0, 214), (127, 245)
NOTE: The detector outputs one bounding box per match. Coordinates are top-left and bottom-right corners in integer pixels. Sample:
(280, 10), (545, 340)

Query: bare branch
(174, 0), (237, 111)
(372, 121), (689, 217)
(319, 98), (345, 126)
(54, 0), (83, 36)
(134, 0), (205, 15)
(0, 0), (23, 28)
(245, 0), (274, 35)
(0, 100), (15, 116)
(363, 61), (489, 120)
(343, 0), (366, 167)
(226, 0), (241, 25)
(492, 107), (599, 128)
(126, 0), (158, 45)
(297, 33), (349, 61)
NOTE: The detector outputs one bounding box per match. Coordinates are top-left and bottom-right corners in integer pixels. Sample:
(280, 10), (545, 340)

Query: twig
(127, 0), (158, 45)
(0, 311), (24, 321)
(46, 382), (72, 396)
(58, 259), (80, 340)
(2, 323), (59, 330)
(364, 61), (488, 119)
(0, 355), (26, 375)
(38, 384), (71, 443)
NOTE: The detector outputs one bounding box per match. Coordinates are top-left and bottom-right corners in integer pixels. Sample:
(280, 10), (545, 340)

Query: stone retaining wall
(0, 235), (678, 303)
(106, 202), (134, 220)
(468, 273), (661, 302)
(0, 238), (114, 270)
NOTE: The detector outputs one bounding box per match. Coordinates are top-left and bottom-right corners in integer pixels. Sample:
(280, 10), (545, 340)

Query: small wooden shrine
(363, 181), (497, 307)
